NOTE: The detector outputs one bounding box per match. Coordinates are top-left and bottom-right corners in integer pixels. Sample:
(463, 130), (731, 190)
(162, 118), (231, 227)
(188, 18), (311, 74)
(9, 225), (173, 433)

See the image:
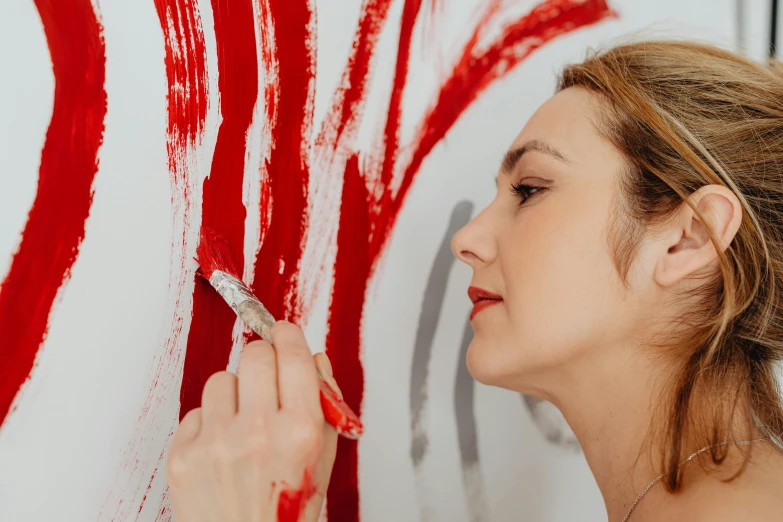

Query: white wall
(0, 1), (774, 521)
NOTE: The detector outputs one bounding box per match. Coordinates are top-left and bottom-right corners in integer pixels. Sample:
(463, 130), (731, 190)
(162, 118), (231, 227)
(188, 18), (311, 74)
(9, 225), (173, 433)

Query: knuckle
(166, 447), (193, 486)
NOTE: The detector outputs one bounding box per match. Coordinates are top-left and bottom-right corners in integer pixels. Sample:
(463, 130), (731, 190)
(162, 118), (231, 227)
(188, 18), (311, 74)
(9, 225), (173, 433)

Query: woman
(165, 41), (783, 521)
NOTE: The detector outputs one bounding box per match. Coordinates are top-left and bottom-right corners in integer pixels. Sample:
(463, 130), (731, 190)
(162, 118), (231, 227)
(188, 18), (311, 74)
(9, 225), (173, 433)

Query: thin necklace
(621, 436), (770, 522)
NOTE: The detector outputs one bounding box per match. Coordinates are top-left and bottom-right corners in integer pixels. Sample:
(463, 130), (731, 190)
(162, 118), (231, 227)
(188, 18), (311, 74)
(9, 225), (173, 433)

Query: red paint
(276, 469), (318, 522)
(154, 0), (208, 172)
(325, 154), (370, 520)
(180, 0), (258, 418)
(395, 0), (618, 239)
(251, 0), (315, 323)
(0, 0), (106, 425)
(315, 0), (394, 153)
(323, 1), (614, 520)
(379, 0), (421, 190)
(194, 228), (239, 282)
(319, 379), (364, 439)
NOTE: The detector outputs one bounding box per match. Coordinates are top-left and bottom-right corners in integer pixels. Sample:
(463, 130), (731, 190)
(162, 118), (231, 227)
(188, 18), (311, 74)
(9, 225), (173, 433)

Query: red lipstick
(468, 286), (503, 320)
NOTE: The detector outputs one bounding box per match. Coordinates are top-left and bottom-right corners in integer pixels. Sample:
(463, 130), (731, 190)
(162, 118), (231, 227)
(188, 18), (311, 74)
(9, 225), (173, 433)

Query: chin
(465, 334), (563, 392)
(465, 337), (515, 387)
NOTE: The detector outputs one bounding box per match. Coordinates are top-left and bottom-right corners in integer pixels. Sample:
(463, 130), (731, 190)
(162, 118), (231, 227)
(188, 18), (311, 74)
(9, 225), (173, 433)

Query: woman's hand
(166, 321), (341, 522)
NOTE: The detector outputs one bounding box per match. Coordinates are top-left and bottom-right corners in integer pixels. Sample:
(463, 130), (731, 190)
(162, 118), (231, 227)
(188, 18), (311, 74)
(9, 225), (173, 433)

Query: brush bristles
(195, 228), (241, 282)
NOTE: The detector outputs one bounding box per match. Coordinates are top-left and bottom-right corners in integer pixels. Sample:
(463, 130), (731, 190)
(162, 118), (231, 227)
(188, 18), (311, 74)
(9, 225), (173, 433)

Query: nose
(451, 204), (497, 269)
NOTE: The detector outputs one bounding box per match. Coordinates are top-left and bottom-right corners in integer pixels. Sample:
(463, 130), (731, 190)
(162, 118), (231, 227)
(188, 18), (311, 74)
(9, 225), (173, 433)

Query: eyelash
(509, 181), (544, 204)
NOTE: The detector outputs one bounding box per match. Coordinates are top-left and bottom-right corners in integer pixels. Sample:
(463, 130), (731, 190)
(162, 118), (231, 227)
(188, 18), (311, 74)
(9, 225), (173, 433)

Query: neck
(534, 348), (667, 522)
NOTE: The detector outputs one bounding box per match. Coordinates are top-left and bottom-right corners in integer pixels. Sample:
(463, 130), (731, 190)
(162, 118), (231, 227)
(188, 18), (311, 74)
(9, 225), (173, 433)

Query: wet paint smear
(0, 0), (107, 426)
(154, 0), (208, 173)
(325, 154), (371, 521)
(276, 469), (318, 522)
(179, 0), (258, 418)
(251, 0), (316, 324)
(323, 1), (614, 520)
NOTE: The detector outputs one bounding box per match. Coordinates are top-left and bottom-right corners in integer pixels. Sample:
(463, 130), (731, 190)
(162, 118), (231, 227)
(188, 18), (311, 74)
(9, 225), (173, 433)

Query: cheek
(500, 194), (621, 361)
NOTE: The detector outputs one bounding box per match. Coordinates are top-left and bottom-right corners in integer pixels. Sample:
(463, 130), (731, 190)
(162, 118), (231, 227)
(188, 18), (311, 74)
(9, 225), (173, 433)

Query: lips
(468, 286), (503, 320)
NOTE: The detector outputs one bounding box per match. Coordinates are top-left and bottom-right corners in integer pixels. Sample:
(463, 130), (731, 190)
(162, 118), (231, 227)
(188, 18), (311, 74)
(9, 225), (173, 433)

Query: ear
(654, 185), (742, 287)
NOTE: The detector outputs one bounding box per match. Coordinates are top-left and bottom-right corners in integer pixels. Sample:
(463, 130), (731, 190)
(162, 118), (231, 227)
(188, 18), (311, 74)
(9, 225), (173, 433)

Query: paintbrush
(195, 228), (363, 439)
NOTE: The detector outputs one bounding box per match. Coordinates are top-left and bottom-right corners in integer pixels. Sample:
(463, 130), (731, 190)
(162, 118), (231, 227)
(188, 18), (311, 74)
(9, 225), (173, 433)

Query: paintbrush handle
(236, 299), (276, 343)
(208, 270), (363, 439)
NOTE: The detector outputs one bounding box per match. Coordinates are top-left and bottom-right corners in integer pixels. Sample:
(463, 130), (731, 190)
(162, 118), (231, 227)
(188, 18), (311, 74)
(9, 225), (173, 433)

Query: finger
(314, 353), (343, 401)
(270, 321), (321, 417)
(320, 418), (338, 473)
(200, 371), (238, 428)
(313, 352), (330, 380)
(170, 407), (202, 452)
(237, 340), (278, 417)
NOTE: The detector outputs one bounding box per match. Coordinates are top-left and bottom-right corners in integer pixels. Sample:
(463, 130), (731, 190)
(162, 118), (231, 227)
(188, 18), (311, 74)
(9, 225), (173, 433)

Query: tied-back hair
(559, 41), (783, 491)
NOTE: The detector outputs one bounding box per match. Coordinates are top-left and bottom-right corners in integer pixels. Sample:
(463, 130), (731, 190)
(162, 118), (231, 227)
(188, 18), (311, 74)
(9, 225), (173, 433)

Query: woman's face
(452, 87), (649, 394)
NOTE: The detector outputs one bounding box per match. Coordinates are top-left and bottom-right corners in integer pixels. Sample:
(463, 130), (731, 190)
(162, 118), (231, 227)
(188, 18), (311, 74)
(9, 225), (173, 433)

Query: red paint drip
(250, 0), (315, 323)
(276, 469), (318, 522)
(0, 0), (106, 425)
(180, 0), (258, 418)
(323, 1), (614, 520)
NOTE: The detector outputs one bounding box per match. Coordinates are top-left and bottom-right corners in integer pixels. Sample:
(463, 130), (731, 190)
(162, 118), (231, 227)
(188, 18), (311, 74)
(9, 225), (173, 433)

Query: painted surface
(0, 0), (765, 520)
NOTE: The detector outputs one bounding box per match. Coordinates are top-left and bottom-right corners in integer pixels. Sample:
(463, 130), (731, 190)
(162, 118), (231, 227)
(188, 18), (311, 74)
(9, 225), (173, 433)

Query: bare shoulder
(686, 444), (783, 522)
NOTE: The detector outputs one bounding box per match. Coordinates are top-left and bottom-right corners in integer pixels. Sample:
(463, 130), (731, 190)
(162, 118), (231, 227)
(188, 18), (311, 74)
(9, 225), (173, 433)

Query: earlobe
(653, 185), (742, 287)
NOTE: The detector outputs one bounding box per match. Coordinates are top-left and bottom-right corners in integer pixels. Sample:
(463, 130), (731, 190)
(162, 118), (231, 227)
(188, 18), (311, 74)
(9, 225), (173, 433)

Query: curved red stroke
(180, 0), (258, 418)
(378, 0), (422, 189)
(314, 0), (394, 157)
(325, 1), (615, 520)
(250, 0), (316, 323)
(390, 0), (618, 244)
(0, 0), (107, 426)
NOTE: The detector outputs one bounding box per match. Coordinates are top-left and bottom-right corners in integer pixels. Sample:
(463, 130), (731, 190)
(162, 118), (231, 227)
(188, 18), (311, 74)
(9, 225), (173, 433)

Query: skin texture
(169, 87), (783, 521)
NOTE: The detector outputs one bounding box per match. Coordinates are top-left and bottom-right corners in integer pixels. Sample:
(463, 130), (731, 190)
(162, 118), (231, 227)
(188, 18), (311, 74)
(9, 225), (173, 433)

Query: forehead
(509, 87), (621, 169)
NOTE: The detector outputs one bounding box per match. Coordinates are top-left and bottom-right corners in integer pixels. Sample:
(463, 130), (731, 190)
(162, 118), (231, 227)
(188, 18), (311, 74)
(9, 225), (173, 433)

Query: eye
(509, 181), (544, 205)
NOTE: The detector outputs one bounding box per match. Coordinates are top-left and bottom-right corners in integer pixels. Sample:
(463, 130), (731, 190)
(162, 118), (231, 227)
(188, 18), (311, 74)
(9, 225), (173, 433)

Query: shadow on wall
(409, 201), (580, 521)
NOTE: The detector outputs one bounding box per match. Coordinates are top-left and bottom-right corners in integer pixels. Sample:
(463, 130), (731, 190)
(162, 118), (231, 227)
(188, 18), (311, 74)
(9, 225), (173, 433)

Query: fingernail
(326, 376), (343, 401)
(323, 353), (334, 378)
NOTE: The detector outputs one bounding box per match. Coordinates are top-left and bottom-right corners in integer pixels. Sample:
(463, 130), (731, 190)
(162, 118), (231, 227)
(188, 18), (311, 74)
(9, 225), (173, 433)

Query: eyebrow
(499, 139), (571, 176)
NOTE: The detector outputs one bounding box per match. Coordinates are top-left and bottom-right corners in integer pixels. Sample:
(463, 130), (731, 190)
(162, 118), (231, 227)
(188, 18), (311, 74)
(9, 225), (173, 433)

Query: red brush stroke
(250, 0), (315, 323)
(394, 0), (619, 239)
(180, 0), (258, 418)
(324, 1), (614, 520)
(0, 0), (107, 426)
(325, 154), (371, 521)
(276, 469), (318, 522)
(154, 0), (208, 171)
(379, 0), (422, 189)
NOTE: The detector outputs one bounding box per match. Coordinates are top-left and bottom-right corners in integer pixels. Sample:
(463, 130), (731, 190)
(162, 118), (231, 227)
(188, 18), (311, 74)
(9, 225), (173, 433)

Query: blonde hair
(559, 41), (783, 490)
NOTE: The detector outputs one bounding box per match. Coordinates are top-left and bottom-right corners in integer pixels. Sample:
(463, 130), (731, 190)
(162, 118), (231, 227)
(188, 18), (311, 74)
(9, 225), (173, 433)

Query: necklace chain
(621, 437), (770, 522)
